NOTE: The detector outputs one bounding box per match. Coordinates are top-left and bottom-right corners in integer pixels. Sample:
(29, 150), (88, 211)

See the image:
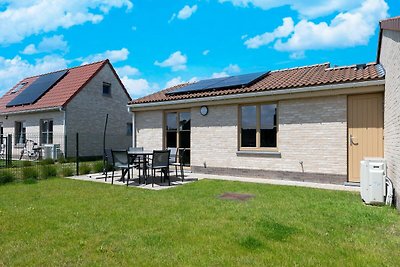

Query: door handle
(349, 134), (358, 146)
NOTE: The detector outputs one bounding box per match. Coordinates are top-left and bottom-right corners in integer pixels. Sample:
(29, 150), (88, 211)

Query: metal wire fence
(0, 132), (132, 181)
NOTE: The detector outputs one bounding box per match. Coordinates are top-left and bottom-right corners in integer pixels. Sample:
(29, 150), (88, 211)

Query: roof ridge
(23, 59), (109, 80)
(325, 62), (377, 70)
(269, 62), (330, 73)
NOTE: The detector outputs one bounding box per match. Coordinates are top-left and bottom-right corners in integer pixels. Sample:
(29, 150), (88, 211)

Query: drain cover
(219, 192), (254, 201)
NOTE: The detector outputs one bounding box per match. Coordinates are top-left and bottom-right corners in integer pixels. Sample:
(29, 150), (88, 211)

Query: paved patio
(67, 169), (360, 192)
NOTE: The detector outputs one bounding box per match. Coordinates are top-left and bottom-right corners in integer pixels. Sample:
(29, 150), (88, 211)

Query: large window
(165, 111), (191, 165)
(40, 119), (53, 144)
(15, 121), (26, 144)
(240, 104), (277, 149)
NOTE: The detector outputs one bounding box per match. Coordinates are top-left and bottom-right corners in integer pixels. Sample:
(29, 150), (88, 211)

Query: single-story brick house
(0, 59), (132, 158)
(128, 16), (400, 208)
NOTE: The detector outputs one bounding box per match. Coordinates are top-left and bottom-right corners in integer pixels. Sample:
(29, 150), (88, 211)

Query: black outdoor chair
(148, 150), (170, 187)
(128, 146), (145, 183)
(170, 148), (186, 182)
(111, 149), (133, 186)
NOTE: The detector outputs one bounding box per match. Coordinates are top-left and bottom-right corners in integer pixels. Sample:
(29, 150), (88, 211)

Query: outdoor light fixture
(200, 106), (208, 116)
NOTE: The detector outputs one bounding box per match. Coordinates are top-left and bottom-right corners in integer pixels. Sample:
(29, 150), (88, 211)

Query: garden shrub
(40, 158), (55, 165)
(40, 165), (58, 179)
(61, 167), (74, 177)
(79, 163), (91, 175)
(22, 167), (39, 180)
(92, 161), (104, 173)
(0, 170), (15, 185)
(22, 161), (33, 167)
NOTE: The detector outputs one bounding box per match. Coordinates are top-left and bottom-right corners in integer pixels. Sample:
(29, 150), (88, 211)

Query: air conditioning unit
(360, 158), (386, 205)
(42, 144), (61, 160)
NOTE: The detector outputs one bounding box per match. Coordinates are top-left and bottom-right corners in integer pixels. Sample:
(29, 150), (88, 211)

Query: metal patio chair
(170, 148), (186, 182)
(148, 150), (170, 187)
(111, 149), (133, 186)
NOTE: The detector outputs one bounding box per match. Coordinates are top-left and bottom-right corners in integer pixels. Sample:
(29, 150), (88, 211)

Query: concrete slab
(66, 169), (359, 192)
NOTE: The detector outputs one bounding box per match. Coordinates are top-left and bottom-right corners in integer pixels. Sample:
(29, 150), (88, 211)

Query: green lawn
(1, 178), (399, 266)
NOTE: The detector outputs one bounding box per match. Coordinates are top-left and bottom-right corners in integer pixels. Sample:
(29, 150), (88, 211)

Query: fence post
(6, 134), (12, 167)
(64, 134), (68, 159)
(76, 132), (79, 175)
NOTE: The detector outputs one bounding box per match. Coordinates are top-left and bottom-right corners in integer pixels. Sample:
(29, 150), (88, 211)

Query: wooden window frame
(163, 109), (191, 164)
(238, 103), (279, 151)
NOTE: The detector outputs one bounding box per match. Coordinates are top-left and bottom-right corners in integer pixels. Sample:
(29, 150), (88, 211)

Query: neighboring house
(0, 59), (132, 158)
(128, 16), (400, 210)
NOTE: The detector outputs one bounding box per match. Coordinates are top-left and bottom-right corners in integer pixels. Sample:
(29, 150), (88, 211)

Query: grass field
(1, 178), (399, 266)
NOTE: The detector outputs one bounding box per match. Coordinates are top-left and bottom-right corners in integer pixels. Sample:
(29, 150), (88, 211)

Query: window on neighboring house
(15, 121), (26, 144)
(127, 123), (133, 136)
(40, 119), (53, 144)
(240, 103), (277, 149)
(103, 82), (111, 96)
(11, 82), (28, 94)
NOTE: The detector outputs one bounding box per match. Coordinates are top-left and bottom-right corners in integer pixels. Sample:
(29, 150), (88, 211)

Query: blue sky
(0, 0), (399, 99)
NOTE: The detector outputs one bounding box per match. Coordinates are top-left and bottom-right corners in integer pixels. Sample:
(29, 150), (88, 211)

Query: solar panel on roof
(6, 70), (68, 107)
(166, 71), (269, 95)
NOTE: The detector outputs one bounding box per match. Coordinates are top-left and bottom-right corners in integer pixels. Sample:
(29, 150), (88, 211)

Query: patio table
(128, 150), (152, 183)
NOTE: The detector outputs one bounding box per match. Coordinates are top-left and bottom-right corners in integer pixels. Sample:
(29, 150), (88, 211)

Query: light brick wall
(135, 110), (163, 150)
(135, 95), (347, 178)
(380, 29), (400, 208)
(0, 110), (65, 156)
(65, 64), (132, 157)
(191, 95), (347, 175)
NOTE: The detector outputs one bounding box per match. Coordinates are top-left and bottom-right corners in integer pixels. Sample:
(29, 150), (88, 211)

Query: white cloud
(21, 44), (37, 55)
(121, 76), (159, 98)
(168, 13), (176, 23)
(224, 64), (241, 73)
(165, 76), (198, 88)
(177, 5), (197, 20)
(80, 48), (129, 64)
(241, 34), (248, 40)
(289, 51), (305, 59)
(22, 35), (69, 55)
(115, 65), (140, 77)
(211, 72), (230, 78)
(211, 64), (241, 78)
(244, 17), (294, 48)
(0, 0), (133, 44)
(242, 0), (388, 55)
(274, 0), (388, 52)
(219, 0), (363, 19)
(154, 51), (187, 71)
(0, 55), (68, 95)
(202, 50), (210, 56)
(169, 4), (197, 23)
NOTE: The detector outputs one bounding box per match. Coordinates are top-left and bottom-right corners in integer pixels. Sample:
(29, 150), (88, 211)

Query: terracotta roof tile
(0, 60), (111, 113)
(130, 62), (385, 105)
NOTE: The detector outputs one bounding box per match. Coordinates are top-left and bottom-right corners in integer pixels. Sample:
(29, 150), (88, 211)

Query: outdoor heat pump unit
(360, 158), (387, 205)
(42, 144), (61, 160)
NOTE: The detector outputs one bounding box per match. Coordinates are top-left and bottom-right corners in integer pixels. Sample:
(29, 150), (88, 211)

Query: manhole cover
(219, 192), (254, 201)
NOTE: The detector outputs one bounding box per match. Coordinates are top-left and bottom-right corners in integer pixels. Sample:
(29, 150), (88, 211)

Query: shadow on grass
(257, 218), (298, 242)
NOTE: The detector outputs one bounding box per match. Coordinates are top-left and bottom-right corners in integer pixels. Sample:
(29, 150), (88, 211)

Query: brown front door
(348, 93), (384, 182)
